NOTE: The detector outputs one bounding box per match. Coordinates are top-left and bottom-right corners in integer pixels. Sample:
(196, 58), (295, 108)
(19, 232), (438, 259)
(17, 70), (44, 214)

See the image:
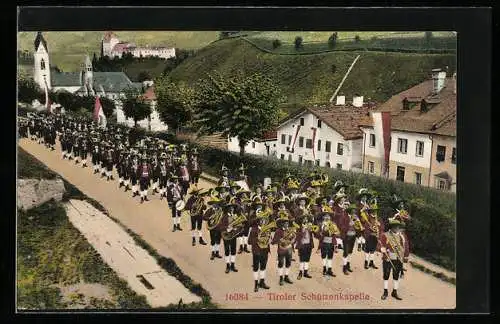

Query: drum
(175, 200), (186, 211)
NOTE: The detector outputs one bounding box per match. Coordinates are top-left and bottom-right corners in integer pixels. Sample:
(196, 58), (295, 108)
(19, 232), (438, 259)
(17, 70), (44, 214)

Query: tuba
(207, 208), (223, 230)
(279, 226), (298, 249)
(222, 213), (248, 240)
(192, 196), (205, 216)
(257, 221), (277, 249)
(307, 223), (320, 234)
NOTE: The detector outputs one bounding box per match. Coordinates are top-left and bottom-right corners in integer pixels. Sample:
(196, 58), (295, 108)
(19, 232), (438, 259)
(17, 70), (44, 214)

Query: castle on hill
(101, 31), (176, 60)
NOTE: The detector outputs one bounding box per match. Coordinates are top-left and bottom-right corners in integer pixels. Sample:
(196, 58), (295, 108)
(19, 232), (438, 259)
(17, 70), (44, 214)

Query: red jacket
(137, 164), (152, 179)
(334, 204), (354, 238)
(248, 225), (271, 255)
(271, 227), (296, 255)
(361, 215), (384, 238)
(378, 231), (410, 261)
(295, 226), (314, 249)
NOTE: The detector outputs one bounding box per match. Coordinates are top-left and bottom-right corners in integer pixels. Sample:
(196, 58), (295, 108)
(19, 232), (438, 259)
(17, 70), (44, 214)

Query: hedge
(164, 135), (456, 271)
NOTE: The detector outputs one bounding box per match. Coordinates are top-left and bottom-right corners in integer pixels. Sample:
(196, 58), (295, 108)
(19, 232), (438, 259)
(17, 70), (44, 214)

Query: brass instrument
(207, 208), (223, 230)
(353, 217), (365, 232)
(279, 226), (298, 249)
(386, 232), (405, 261)
(257, 221), (277, 249)
(322, 220), (341, 236)
(191, 196), (205, 216)
(306, 223), (320, 233)
(321, 204), (333, 213)
(222, 213), (247, 240)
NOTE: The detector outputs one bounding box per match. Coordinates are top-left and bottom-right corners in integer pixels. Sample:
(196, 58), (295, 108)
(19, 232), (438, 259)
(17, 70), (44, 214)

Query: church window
(40, 59), (46, 70)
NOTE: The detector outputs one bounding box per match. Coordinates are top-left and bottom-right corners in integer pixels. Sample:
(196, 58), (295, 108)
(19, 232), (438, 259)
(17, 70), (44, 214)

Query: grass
(17, 147), (217, 310)
(168, 37), (457, 108)
(18, 31), (219, 72)
(18, 147), (57, 180)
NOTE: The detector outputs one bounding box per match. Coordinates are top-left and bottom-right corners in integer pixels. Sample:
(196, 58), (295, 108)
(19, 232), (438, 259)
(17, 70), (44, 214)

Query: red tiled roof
(306, 103), (378, 140)
(359, 77), (456, 137)
(103, 31), (118, 42)
(261, 130), (277, 141)
(111, 42), (133, 53)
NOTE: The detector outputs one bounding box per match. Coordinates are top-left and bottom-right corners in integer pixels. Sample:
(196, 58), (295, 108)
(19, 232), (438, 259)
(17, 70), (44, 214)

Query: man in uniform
(248, 209), (273, 291)
(218, 165), (231, 187)
(356, 188), (371, 252)
(167, 174), (184, 231)
(272, 214), (296, 286)
(91, 139), (101, 174)
(361, 200), (383, 270)
(334, 192), (356, 275)
(185, 188), (208, 246)
(137, 156), (152, 203)
(315, 211), (339, 277)
(178, 157), (191, 196)
(218, 197), (240, 274)
(203, 194), (224, 260)
(157, 153), (169, 199)
(130, 154), (140, 197)
(189, 148), (202, 187)
(378, 219), (410, 301)
(80, 135), (88, 167)
(235, 188), (252, 254)
(105, 145), (115, 181)
(295, 214), (315, 279)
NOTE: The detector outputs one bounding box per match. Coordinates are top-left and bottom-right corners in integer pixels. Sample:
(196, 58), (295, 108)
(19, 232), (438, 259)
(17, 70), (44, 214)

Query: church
(33, 32), (168, 131)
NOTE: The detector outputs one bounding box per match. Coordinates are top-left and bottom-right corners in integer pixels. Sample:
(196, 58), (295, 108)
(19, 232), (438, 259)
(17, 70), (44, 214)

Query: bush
(328, 32), (338, 49)
(354, 35), (361, 43)
(294, 36), (303, 50)
(272, 39), (282, 49)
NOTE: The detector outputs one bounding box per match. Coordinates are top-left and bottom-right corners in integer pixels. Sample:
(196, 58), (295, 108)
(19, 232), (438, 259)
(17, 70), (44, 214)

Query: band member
(292, 194), (310, 222)
(203, 195), (224, 260)
(185, 188), (208, 246)
(167, 174), (184, 231)
(189, 148), (201, 186)
(158, 153), (169, 199)
(178, 158), (191, 196)
(334, 192), (356, 275)
(378, 219), (410, 300)
(80, 136), (88, 167)
(117, 151), (127, 188)
(251, 183), (264, 201)
(237, 163), (250, 187)
(361, 199), (383, 270)
(130, 155), (140, 196)
(295, 215), (315, 279)
(216, 184), (231, 201)
(248, 210), (274, 291)
(356, 188), (371, 251)
(105, 146), (115, 181)
(137, 156), (152, 203)
(272, 214), (296, 286)
(218, 198), (241, 274)
(236, 189), (251, 254)
(315, 211), (339, 277)
(150, 156), (160, 195)
(60, 131), (68, 159)
(218, 165), (231, 187)
(91, 141), (100, 174)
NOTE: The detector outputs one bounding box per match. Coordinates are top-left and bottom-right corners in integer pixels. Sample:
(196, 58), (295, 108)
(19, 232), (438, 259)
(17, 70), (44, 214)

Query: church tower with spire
(82, 55), (95, 95)
(33, 32), (51, 91)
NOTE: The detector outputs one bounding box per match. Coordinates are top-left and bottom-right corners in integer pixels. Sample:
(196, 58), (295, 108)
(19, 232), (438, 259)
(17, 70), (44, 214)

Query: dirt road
(18, 138), (456, 309)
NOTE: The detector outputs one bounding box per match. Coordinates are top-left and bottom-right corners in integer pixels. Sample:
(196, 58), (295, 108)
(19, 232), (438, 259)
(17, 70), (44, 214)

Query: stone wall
(17, 178), (66, 211)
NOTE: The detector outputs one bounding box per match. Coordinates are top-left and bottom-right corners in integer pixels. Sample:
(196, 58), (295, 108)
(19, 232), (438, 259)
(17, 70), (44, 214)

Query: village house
(101, 31), (176, 60)
(227, 131), (278, 157)
(359, 68), (456, 192)
(274, 96), (376, 171)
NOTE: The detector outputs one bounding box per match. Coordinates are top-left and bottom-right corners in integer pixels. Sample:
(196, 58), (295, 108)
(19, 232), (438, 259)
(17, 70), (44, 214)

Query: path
(19, 138), (456, 309)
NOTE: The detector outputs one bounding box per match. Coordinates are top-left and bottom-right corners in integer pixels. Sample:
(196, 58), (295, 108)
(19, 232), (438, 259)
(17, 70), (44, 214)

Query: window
(315, 160), (320, 166)
(300, 118), (304, 126)
(437, 179), (448, 190)
(336, 163), (342, 170)
(403, 99), (409, 111)
(298, 136), (304, 148)
(273, 144), (276, 147)
(397, 138), (408, 154)
(369, 134), (375, 147)
(325, 162), (331, 168)
(252, 142), (256, 149)
(40, 59), (46, 70)
(288, 135), (292, 145)
(452, 147), (456, 164)
(415, 172), (422, 185)
(288, 154), (292, 162)
(305, 139), (313, 149)
(368, 161), (375, 174)
(280, 154), (285, 160)
(317, 120), (322, 128)
(325, 141), (332, 152)
(416, 141), (424, 157)
(298, 156), (303, 164)
(436, 145), (446, 162)
(396, 166), (405, 182)
(337, 143), (344, 155)
(317, 140), (321, 151)
(281, 134), (286, 144)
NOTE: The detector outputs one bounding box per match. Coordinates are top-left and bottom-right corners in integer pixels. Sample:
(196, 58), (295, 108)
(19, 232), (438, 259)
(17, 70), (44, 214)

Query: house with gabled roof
(359, 68), (457, 192)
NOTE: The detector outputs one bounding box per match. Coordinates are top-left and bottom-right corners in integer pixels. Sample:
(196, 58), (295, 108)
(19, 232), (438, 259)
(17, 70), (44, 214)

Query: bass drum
(175, 200), (186, 211)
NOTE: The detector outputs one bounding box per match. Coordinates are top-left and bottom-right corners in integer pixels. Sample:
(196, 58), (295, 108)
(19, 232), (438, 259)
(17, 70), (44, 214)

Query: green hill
(168, 38), (456, 106)
(17, 31), (219, 72)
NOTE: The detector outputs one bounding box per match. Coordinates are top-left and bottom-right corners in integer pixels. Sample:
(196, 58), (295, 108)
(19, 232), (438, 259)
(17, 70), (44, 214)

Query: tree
(121, 87), (152, 127)
(54, 90), (79, 112)
(155, 76), (198, 132)
(354, 35), (361, 43)
(272, 39), (282, 49)
(99, 96), (116, 118)
(328, 32), (338, 49)
(18, 77), (42, 104)
(194, 72), (284, 157)
(137, 71), (152, 82)
(294, 36), (303, 50)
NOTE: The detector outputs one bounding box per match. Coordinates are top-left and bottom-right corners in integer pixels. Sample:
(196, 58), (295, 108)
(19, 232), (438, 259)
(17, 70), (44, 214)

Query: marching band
(20, 112), (412, 301)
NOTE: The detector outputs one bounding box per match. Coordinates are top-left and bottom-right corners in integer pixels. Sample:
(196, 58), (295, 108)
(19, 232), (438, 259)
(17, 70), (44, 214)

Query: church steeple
(33, 32), (51, 91)
(83, 55), (94, 95)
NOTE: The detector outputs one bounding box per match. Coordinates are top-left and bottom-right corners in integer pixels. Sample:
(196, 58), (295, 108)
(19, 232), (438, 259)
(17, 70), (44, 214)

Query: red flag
(93, 96), (107, 126)
(291, 125), (301, 151)
(311, 127), (317, 160)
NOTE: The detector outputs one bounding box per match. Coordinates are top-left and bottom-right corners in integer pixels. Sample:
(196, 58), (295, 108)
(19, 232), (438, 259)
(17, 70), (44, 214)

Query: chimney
(336, 95), (345, 105)
(352, 95), (364, 108)
(432, 68), (447, 94)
